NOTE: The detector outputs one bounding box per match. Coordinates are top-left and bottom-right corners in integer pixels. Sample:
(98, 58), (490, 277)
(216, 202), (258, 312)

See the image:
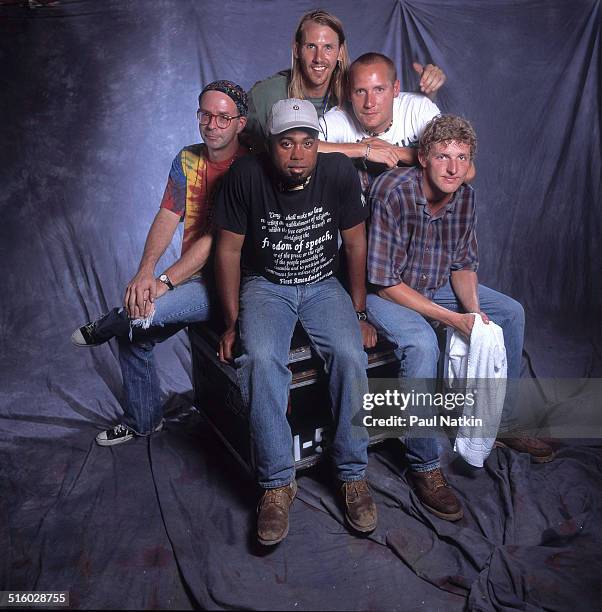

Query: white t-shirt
(320, 93), (440, 148)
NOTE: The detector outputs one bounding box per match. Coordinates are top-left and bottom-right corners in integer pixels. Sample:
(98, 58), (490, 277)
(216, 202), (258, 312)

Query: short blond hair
(350, 53), (397, 86)
(419, 115), (477, 159)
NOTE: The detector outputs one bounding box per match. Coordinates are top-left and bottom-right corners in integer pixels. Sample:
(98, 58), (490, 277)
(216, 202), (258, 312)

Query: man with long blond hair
(245, 9), (445, 150)
(245, 10), (348, 150)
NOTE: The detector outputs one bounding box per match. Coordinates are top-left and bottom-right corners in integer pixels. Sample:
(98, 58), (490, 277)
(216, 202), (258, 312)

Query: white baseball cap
(267, 98), (320, 135)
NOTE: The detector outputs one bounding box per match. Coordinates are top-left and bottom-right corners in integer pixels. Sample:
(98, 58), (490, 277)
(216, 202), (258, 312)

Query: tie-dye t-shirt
(160, 143), (247, 258)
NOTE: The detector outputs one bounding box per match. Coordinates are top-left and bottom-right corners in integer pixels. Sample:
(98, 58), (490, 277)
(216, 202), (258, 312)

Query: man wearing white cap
(214, 98), (378, 545)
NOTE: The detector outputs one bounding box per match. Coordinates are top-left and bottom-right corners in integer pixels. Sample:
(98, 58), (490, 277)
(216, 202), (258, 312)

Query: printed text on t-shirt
(259, 205), (335, 284)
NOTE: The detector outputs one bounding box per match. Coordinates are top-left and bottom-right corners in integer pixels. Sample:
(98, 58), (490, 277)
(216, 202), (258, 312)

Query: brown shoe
(495, 437), (555, 463)
(257, 480), (297, 546)
(409, 468), (464, 521)
(341, 479), (378, 533)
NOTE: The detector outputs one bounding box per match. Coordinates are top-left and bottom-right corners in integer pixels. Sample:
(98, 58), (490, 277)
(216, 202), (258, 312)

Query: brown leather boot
(409, 468), (463, 521)
(257, 481), (297, 546)
(495, 437), (555, 463)
(341, 479), (378, 533)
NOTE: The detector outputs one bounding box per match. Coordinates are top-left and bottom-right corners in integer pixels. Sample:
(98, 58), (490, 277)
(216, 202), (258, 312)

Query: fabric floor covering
(2, 401), (601, 610)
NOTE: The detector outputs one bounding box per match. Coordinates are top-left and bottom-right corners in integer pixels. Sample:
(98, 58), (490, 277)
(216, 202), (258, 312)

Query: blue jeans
(100, 277), (212, 434)
(236, 276), (370, 489)
(367, 281), (525, 470)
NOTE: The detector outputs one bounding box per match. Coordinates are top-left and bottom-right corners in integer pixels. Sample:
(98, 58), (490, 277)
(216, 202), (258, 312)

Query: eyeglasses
(197, 110), (241, 129)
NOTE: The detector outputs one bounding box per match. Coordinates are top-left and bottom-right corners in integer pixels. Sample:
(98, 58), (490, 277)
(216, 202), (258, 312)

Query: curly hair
(419, 114), (477, 159)
(288, 9), (349, 107)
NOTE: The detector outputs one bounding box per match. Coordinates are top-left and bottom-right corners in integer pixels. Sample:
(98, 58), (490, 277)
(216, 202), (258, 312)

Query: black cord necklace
(366, 119), (394, 138)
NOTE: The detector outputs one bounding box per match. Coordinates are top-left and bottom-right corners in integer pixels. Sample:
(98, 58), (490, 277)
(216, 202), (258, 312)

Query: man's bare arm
(215, 229), (245, 362)
(318, 138), (416, 168)
(341, 223), (377, 348)
(163, 233), (213, 286)
(319, 140), (367, 157)
(379, 280), (477, 338)
(125, 208), (180, 319)
(450, 269), (489, 324)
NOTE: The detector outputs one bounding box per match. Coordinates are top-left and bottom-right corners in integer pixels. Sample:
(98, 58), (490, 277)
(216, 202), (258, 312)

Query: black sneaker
(95, 421), (163, 446)
(96, 423), (135, 446)
(71, 308), (128, 347)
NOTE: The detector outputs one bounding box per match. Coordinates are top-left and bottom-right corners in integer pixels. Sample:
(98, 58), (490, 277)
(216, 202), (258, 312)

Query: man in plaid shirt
(366, 115), (554, 521)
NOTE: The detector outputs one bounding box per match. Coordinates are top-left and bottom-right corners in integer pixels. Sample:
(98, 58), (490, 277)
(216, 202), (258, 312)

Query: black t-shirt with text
(214, 152), (368, 285)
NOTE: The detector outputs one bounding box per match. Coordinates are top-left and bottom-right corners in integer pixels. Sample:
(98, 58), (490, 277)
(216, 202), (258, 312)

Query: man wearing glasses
(70, 80), (248, 446)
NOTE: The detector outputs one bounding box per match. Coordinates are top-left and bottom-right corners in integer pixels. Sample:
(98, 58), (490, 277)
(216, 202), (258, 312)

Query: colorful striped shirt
(368, 166), (478, 298)
(160, 144), (247, 256)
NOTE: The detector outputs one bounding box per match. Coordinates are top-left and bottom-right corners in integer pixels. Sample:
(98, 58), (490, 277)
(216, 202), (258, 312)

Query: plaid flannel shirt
(368, 166), (478, 298)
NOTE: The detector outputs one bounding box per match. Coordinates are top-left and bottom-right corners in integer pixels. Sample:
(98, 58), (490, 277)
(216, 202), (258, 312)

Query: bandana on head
(200, 80), (248, 117)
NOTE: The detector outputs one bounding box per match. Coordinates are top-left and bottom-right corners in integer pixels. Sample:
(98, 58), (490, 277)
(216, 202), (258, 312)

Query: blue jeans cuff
(125, 417), (164, 437)
(410, 459), (441, 473)
(260, 476), (296, 490)
(339, 473), (367, 483)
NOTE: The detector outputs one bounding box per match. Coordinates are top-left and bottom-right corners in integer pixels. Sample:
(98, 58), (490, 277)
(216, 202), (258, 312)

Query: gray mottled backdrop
(1, 1), (601, 609)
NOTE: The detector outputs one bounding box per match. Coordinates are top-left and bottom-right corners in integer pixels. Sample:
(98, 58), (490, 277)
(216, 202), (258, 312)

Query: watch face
(159, 274), (173, 289)
(357, 311), (367, 321)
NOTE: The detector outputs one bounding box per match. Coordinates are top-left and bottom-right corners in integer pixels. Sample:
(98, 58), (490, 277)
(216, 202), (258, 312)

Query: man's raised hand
(413, 62), (447, 98)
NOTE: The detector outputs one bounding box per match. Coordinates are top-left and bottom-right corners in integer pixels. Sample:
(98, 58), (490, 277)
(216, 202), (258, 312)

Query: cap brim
(269, 121), (320, 135)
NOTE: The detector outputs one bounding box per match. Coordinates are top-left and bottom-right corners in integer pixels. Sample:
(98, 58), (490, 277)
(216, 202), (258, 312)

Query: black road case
(189, 323), (398, 473)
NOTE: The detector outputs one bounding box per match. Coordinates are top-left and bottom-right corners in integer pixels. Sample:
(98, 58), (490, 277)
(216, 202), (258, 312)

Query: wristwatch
(158, 273), (174, 291)
(356, 310), (368, 322)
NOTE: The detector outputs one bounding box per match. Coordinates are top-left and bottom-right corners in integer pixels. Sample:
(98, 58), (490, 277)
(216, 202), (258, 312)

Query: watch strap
(159, 273), (174, 291)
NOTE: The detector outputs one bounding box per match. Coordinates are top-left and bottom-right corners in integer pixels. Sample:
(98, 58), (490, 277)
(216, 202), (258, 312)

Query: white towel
(445, 314), (507, 467)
